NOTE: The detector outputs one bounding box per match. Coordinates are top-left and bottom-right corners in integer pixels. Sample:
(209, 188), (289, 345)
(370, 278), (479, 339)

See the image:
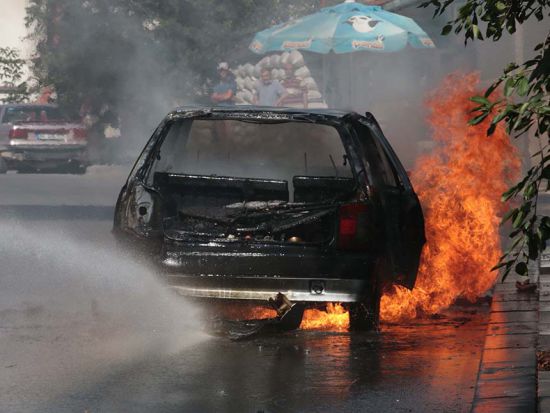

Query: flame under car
(113, 107), (425, 330)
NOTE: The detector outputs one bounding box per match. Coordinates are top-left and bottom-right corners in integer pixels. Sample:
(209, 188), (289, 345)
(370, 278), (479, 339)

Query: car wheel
(15, 165), (36, 174)
(68, 164), (87, 175)
(349, 261), (384, 331)
(0, 157), (7, 174)
(349, 287), (381, 331)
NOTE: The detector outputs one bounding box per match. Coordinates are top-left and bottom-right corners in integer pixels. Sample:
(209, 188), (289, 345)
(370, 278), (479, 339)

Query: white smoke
(0, 220), (207, 411)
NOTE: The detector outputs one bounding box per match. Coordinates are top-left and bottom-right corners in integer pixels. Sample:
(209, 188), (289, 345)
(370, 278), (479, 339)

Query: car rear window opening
(152, 119), (353, 183)
(2, 106), (66, 123)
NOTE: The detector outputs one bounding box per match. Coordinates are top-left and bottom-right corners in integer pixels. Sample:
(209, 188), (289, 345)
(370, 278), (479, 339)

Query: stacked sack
(233, 50), (326, 108)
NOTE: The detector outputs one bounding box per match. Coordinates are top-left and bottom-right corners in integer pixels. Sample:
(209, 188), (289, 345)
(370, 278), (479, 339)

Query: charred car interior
(114, 107), (426, 330)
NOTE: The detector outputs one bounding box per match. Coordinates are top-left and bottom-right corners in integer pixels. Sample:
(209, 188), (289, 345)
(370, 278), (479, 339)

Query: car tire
(349, 260), (383, 331)
(68, 164), (87, 175)
(0, 157), (7, 174)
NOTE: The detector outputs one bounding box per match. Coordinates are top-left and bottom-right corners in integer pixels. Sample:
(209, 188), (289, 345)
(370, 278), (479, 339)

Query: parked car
(0, 104), (88, 173)
(113, 106), (425, 330)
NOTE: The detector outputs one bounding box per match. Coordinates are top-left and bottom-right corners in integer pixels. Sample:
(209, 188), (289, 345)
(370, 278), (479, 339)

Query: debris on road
(516, 278), (537, 293)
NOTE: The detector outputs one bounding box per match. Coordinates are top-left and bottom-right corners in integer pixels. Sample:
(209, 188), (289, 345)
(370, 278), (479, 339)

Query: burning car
(0, 104), (88, 173)
(113, 107), (425, 330)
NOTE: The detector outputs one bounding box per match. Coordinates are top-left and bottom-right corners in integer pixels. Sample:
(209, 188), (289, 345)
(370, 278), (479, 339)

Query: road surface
(0, 167), (489, 413)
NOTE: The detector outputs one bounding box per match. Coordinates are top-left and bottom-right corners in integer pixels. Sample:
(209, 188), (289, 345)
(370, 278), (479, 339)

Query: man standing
(211, 62), (237, 106)
(254, 68), (287, 107)
(280, 63), (308, 108)
(210, 62), (236, 140)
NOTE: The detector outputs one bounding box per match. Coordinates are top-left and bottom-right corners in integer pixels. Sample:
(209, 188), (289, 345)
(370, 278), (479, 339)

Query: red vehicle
(0, 104), (88, 173)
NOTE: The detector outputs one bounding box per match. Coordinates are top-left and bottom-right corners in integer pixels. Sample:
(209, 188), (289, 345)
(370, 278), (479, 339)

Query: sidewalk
(470, 194), (550, 412)
(471, 272), (538, 412)
(537, 251), (550, 412)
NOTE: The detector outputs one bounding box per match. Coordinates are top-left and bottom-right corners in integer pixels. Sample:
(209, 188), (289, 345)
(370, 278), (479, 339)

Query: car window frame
(1, 105), (67, 124)
(145, 116), (360, 186)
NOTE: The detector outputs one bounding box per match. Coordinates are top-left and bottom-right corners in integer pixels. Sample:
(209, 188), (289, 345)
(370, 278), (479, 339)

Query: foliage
(0, 47), (28, 103)
(24, 0), (324, 130)
(421, 0), (550, 280)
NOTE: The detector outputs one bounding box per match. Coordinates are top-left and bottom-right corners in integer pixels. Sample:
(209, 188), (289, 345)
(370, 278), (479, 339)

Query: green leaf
(512, 209), (525, 228)
(491, 259), (512, 271)
(470, 95), (490, 105)
(492, 105), (511, 124)
(504, 62), (519, 73)
(518, 102), (530, 115)
(472, 24), (482, 39)
(501, 207), (517, 223)
(528, 234), (540, 260)
(510, 228), (521, 238)
(504, 77), (516, 97)
(484, 81), (500, 97)
(524, 182), (537, 199)
(502, 186), (519, 201)
(510, 235), (524, 250)
(515, 261), (528, 275)
(495, 1), (506, 11)
(469, 112), (489, 125)
(441, 24), (453, 35)
(516, 77), (530, 96)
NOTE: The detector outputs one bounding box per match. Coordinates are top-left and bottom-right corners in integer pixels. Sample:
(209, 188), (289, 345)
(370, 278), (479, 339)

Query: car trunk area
(149, 169), (376, 280)
(128, 115), (380, 280)
(155, 171), (357, 246)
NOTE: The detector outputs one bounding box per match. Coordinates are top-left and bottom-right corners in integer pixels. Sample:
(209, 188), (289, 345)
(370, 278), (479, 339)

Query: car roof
(171, 105), (366, 120)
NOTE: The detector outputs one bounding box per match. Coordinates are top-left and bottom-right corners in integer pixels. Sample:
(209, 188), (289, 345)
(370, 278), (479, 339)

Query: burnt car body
(113, 107), (425, 329)
(0, 104), (88, 173)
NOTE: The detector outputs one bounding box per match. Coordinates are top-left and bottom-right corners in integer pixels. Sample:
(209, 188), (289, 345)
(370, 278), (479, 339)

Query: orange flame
(219, 303), (349, 331)
(300, 303), (349, 331)
(380, 72), (521, 322)
(219, 304), (276, 320)
(222, 72), (520, 330)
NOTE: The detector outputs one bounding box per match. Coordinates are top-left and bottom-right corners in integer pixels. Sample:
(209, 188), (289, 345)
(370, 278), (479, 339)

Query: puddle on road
(152, 304), (489, 413)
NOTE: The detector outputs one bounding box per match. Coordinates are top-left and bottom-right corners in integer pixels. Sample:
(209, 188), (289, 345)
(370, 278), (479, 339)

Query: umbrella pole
(349, 53), (354, 110)
(322, 55), (327, 106)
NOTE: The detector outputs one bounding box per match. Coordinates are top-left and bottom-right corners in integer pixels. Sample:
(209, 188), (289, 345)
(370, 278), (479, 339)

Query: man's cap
(217, 62), (229, 71)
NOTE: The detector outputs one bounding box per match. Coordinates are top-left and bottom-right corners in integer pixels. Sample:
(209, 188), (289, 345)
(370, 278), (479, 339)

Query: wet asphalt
(82, 316), (489, 413)
(0, 169), (490, 413)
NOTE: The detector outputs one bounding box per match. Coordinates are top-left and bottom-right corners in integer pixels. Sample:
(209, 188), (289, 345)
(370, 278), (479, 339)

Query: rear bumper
(165, 274), (366, 303)
(161, 243), (375, 303)
(1, 143), (87, 164)
(162, 243), (375, 278)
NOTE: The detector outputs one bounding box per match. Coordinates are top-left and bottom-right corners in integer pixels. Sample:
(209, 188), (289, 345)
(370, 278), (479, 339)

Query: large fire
(380, 72), (521, 322)
(297, 72), (520, 328)
(227, 73), (520, 330)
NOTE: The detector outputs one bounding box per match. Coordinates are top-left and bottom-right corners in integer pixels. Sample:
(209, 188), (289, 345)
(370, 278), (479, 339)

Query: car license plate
(36, 133), (65, 141)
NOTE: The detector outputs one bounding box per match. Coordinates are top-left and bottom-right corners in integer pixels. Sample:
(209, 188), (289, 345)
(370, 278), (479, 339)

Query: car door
(351, 114), (425, 289)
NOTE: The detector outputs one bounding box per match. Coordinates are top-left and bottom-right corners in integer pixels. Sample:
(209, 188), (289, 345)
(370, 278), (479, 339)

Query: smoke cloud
(0, 220), (207, 411)
(18, 1), (546, 167)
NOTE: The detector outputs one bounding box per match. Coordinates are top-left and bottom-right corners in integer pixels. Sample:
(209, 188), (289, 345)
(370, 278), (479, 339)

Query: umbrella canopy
(250, 0), (435, 54)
